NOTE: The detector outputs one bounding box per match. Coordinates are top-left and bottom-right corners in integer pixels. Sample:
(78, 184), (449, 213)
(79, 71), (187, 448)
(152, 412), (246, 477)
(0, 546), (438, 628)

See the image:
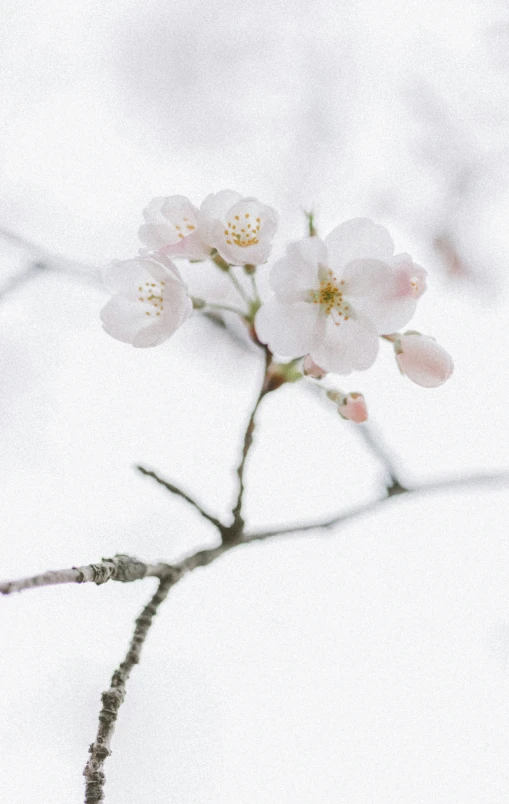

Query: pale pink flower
(100, 255), (193, 347)
(395, 333), (454, 387)
(198, 190), (278, 266)
(138, 195), (212, 261)
(139, 191), (278, 266)
(255, 218), (427, 374)
(303, 354), (328, 379)
(338, 392), (368, 423)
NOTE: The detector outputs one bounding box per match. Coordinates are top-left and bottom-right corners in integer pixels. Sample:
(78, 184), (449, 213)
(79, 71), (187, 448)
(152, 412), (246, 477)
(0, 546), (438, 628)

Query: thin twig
(0, 554), (170, 596)
(354, 423), (406, 493)
(244, 468), (509, 542)
(227, 349), (272, 542)
(136, 466), (225, 534)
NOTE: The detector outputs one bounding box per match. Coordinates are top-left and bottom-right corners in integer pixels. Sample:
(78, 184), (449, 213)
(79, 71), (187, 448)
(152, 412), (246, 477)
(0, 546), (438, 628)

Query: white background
(1, 0), (509, 801)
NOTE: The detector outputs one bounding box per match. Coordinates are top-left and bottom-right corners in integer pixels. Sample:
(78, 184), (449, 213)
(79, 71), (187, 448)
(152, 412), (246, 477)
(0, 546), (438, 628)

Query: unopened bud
(303, 355), (328, 379)
(337, 392), (368, 424)
(395, 333), (453, 388)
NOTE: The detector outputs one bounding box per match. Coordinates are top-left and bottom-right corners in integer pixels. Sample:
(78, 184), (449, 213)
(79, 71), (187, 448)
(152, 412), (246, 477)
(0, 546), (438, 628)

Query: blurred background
(1, 0), (509, 801)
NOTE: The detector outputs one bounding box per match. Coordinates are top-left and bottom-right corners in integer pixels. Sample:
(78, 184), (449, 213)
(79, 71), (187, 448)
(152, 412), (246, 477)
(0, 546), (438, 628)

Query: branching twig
(354, 423), (407, 493)
(136, 466), (225, 534)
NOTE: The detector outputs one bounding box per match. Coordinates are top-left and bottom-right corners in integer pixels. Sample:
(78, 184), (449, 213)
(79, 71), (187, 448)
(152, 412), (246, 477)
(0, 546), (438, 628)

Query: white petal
(140, 195), (200, 251)
(198, 190), (243, 245)
(270, 238), (327, 301)
(325, 218), (394, 270)
(132, 322), (173, 348)
(255, 299), (325, 357)
(100, 296), (160, 345)
(311, 317), (379, 374)
(200, 190), (243, 220)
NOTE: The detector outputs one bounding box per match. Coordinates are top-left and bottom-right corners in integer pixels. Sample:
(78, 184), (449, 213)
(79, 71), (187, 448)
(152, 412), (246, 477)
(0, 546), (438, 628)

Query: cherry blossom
(100, 255), (193, 347)
(255, 218), (427, 374)
(138, 196), (211, 261)
(198, 190), (278, 266)
(394, 332), (454, 387)
(138, 191), (278, 267)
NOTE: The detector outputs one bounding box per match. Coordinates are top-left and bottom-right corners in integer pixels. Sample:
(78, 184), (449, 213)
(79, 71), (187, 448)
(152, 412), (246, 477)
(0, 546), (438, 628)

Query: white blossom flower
(394, 332), (454, 387)
(100, 255), (193, 347)
(197, 190), (278, 266)
(255, 218), (427, 374)
(138, 191), (278, 267)
(138, 195), (212, 261)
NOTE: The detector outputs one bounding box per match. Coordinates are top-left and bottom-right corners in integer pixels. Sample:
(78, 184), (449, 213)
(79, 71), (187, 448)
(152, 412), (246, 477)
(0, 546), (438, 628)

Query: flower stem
(226, 268), (251, 303)
(204, 301), (248, 318)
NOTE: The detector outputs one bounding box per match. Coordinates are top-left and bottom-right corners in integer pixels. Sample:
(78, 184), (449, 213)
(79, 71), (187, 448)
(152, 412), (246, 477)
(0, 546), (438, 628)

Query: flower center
(309, 268), (350, 322)
(138, 280), (166, 317)
(224, 213), (261, 248)
(172, 217), (196, 240)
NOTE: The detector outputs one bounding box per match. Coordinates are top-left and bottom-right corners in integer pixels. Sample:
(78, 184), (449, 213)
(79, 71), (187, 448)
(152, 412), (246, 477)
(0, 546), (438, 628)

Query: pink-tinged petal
(255, 299), (325, 357)
(160, 230), (212, 261)
(389, 254), (428, 300)
(342, 259), (419, 333)
(270, 238), (327, 301)
(338, 392), (368, 423)
(395, 334), (454, 387)
(311, 316), (379, 374)
(303, 354), (328, 379)
(325, 218), (394, 270)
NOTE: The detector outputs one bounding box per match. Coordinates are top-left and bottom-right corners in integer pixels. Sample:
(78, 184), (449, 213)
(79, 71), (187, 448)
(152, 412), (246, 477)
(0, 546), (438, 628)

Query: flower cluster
(100, 190), (453, 421)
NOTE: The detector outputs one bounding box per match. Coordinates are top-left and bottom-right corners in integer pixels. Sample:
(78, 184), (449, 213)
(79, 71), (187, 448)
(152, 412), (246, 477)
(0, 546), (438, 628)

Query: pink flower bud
(338, 392), (368, 423)
(303, 355), (328, 379)
(395, 333), (453, 388)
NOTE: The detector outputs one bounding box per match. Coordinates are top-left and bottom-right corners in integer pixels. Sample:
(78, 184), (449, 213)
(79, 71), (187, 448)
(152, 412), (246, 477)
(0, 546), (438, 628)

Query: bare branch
(0, 554), (171, 596)
(136, 466), (225, 533)
(244, 468), (509, 543)
(83, 571), (181, 802)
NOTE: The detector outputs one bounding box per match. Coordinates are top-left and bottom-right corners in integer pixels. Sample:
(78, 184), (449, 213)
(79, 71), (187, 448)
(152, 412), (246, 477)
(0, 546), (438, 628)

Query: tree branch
(0, 554), (171, 596)
(136, 466), (225, 534)
(83, 571), (181, 802)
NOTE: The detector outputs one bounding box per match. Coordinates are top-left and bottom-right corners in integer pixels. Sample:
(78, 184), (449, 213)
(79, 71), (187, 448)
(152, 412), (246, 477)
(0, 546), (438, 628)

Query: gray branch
(0, 554), (170, 596)
(136, 466), (225, 534)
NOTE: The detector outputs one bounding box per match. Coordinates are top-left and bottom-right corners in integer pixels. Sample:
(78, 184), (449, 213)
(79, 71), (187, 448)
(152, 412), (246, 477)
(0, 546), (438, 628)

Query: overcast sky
(1, 0), (509, 802)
